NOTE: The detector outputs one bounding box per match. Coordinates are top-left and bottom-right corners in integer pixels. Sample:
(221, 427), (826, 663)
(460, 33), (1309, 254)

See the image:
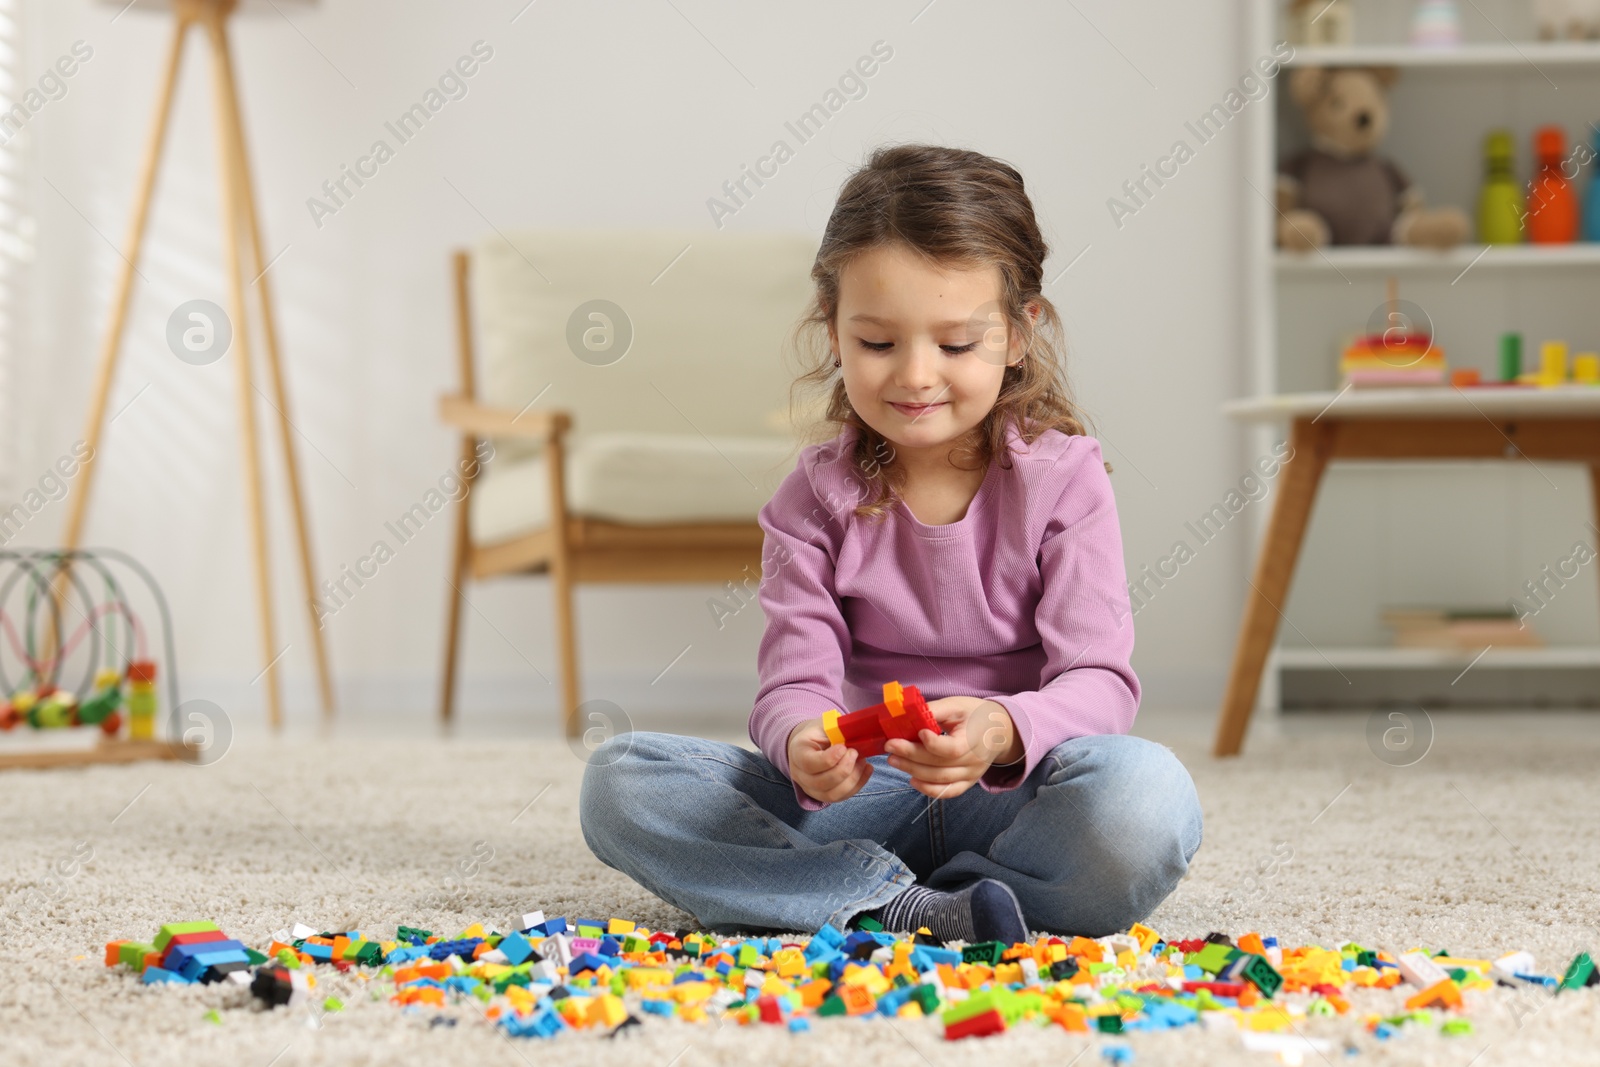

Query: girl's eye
(855, 340), (979, 354)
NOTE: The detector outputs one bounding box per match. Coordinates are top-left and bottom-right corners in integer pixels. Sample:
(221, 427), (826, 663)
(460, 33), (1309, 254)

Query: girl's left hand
(883, 696), (1022, 799)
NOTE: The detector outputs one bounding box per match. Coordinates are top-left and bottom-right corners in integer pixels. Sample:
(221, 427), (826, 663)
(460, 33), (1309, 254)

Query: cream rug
(3, 709), (1599, 1066)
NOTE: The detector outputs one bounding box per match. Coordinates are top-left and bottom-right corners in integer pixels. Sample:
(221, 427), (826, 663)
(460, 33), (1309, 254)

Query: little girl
(581, 144), (1202, 942)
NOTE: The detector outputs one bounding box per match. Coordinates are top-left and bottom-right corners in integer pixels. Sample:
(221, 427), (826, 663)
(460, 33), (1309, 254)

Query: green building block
(1096, 1014), (1124, 1033)
(322, 997), (343, 1013)
(153, 923), (219, 952)
(1239, 953), (1283, 998)
(1561, 953), (1596, 990)
(961, 941), (1006, 965)
(856, 915), (883, 932)
(119, 942), (157, 969)
(817, 994), (847, 1017)
(1190, 942), (1238, 975)
(203, 1009), (222, 1025)
(1441, 1019), (1474, 1036)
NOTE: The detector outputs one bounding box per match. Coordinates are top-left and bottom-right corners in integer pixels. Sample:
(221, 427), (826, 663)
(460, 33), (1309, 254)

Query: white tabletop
(1223, 385), (1600, 423)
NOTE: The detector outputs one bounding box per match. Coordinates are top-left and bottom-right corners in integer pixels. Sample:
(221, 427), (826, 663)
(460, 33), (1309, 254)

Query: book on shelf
(1379, 605), (1543, 650)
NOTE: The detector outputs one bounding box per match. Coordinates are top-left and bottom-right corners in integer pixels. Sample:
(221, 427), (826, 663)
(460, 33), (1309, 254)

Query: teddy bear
(1534, 0), (1600, 39)
(1276, 66), (1470, 249)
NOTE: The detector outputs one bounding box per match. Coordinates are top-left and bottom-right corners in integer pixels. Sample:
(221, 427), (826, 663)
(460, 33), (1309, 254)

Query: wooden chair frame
(438, 250), (767, 737)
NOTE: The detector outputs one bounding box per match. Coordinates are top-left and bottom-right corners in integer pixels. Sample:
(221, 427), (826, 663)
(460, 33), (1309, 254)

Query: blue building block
(386, 945), (430, 965)
(141, 966), (193, 985)
(809, 924), (845, 954)
(788, 1017), (811, 1033)
(164, 939), (248, 971)
(499, 931), (534, 966)
(179, 949), (251, 981)
(503, 1007), (568, 1038)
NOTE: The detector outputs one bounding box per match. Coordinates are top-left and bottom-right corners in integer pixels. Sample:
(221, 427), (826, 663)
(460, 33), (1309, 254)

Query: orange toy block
(1405, 978), (1463, 1011)
(1067, 937), (1105, 962)
(821, 681), (942, 758)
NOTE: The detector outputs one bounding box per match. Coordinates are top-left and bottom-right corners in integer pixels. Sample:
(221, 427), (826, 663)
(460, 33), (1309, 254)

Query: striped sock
(862, 879), (1027, 944)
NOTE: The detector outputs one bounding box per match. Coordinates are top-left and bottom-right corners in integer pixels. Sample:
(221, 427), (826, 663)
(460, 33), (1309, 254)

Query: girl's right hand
(786, 718), (873, 804)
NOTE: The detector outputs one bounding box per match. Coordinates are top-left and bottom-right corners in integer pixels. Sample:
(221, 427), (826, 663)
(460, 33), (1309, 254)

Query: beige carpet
(3, 710), (1599, 1066)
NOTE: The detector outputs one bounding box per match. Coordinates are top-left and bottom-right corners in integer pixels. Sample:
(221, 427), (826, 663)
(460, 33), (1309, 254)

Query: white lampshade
(101, 0), (318, 13)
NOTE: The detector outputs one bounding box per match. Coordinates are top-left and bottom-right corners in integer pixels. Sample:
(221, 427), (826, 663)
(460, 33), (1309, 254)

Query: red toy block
(944, 1007), (1007, 1040)
(160, 930), (229, 969)
(822, 681), (942, 758)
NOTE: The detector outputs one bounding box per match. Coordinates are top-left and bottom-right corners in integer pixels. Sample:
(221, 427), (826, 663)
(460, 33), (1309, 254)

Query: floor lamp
(62, 0), (334, 729)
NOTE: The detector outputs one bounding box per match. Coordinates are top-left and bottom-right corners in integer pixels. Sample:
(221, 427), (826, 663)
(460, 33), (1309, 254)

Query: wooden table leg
(1590, 463), (1600, 630)
(1213, 418), (1334, 756)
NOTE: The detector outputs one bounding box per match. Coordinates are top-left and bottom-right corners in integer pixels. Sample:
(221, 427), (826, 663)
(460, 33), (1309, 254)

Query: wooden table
(1213, 385), (1600, 756)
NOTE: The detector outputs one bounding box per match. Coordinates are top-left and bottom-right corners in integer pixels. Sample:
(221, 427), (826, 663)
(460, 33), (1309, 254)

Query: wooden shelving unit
(1242, 0), (1600, 713)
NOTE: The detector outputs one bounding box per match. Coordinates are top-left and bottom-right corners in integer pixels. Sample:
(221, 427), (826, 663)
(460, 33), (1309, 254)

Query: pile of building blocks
(105, 913), (1599, 1049)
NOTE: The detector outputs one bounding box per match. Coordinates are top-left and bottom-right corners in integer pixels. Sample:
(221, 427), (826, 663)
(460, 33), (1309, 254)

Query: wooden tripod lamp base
(63, 0), (334, 729)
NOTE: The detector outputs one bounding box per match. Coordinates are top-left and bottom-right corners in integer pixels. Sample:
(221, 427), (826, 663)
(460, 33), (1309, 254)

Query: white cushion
(470, 229), (819, 464)
(471, 432), (799, 544)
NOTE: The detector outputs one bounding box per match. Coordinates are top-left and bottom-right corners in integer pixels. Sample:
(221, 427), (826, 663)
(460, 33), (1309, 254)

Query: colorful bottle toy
(1477, 130), (1524, 245)
(1527, 125), (1579, 243)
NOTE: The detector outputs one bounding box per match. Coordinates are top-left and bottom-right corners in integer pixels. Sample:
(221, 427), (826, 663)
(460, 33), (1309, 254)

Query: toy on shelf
(1278, 66), (1471, 250)
(1534, 0), (1600, 40)
(1527, 125), (1581, 243)
(0, 548), (181, 768)
(1340, 277), (1448, 387)
(1478, 130), (1525, 245)
(1584, 128), (1600, 242)
(821, 681), (943, 758)
(1500, 332), (1524, 381)
(1288, 0), (1353, 47)
(1410, 0), (1464, 47)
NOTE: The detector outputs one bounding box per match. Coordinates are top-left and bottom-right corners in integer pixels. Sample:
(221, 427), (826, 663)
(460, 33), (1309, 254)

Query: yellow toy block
(773, 947), (807, 978)
(607, 918), (635, 935)
(624, 967), (673, 989)
(588, 994), (628, 1028)
(671, 981), (713, 1004)
(1248, 1006), (1293, 1031)
(1128, 923), (1160, 953)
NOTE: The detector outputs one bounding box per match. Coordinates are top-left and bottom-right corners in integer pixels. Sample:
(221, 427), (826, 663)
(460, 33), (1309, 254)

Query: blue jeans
(579, 730), (1203, 937)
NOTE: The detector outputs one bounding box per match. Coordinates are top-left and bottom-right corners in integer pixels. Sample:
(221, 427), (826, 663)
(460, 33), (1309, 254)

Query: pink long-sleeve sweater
(750, 417), (1141, 812)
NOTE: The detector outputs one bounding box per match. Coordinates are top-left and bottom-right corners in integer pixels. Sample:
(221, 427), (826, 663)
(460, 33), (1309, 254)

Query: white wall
(6, 0), (1260, 732)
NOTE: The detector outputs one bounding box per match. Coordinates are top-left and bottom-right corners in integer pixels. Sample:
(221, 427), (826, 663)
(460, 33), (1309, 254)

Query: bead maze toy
(821, 680), (942, 758)
(0, 548), (186, 769)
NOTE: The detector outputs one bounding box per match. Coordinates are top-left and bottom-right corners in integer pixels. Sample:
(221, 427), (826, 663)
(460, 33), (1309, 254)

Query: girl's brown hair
(786, 143), (1108, 520)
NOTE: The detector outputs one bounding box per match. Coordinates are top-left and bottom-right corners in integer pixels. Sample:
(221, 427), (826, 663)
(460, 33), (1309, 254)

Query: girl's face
(828, 241), (1024, 471)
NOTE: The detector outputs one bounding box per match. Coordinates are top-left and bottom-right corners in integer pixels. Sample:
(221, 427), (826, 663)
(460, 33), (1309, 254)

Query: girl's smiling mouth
(889, 401), (946, 418)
